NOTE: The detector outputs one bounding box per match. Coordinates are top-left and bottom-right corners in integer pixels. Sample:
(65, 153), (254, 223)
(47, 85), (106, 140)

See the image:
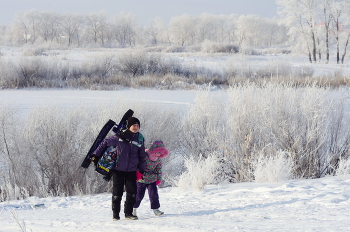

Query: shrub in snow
(0, 47), (346, 89)
(201, 40), (239, 53)
(21, 47), (45, 56)
(176, 153), (219, 191)
(117, 50), (147, 76)
(0, 60), (16, 88)
(177, 82), (350, 183)
(162, 46), (186, 53)
(224, 61), (314, 80)
(0, 99), (183, 198)
(0, 182), (29, 202)
(227, 82), (350, 180)
(292, 65), (314, 78)
(254, 150), (294, 182)
(335, 158), (350, 178)
(83, 54), (117, 78)
(178, 90), (227, 159)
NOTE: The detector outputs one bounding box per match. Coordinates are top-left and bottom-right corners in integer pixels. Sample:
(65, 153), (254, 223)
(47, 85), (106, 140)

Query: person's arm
(137, 144), (146, 173)
(92, 136), (112, 158)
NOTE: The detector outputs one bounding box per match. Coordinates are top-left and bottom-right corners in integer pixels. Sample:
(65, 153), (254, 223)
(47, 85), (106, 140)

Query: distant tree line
(1, 2), (350, 64)
(0, 10), (288, 49)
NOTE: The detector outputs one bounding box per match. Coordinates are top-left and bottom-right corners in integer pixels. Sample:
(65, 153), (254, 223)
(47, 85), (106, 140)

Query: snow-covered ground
(1, 175), (350, 232)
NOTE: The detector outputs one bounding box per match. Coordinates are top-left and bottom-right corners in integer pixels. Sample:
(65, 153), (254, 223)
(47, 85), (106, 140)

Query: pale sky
(0, 0), (279, 26)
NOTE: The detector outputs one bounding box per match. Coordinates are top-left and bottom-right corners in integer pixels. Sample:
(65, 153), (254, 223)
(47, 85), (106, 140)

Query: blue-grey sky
(0, 0), (278, 26)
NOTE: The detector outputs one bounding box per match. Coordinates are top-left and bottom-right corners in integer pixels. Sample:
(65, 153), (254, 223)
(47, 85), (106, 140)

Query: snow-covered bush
(0, 98), (183, 199)
(0, 59), (15, 88)
(224, 61), (314, 81)
(335, 158), (350, 178)
(178, 83), (350, 183)
(179, 90), (227, 158)
(117, 50), (148, 76)
(254, 150), (295, 182)
(83, 54), (117, 78)
(0, 47), (346, 90)
(162, 46), (186, 53)
(21, 47), (45, 56)
(176, 153), (220, 191)
(0, 182), (29, 202)
(292, 65), (314, 78)
(227, 82), (350, 180)
(201, 40), (239, 53)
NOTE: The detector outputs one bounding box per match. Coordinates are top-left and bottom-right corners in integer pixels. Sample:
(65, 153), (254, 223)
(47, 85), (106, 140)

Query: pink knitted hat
(147, 141), (169, 161)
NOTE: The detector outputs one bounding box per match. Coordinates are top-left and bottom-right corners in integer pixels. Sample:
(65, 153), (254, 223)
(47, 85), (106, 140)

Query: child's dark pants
(134, 182), (160, 209)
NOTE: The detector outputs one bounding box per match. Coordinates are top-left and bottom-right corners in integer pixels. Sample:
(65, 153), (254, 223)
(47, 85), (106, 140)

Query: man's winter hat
(148, 140), (169, 161)
(127, 117), (140, 128)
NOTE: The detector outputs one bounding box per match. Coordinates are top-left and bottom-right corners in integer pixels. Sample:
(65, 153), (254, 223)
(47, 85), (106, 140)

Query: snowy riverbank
(1, 175), (350, 231)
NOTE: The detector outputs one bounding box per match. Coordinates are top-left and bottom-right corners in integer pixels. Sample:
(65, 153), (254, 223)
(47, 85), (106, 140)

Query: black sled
(81, 109), (134, 169)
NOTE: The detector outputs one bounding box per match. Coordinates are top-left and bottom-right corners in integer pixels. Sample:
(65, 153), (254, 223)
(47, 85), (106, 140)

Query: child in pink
(133, 140), (169, 217)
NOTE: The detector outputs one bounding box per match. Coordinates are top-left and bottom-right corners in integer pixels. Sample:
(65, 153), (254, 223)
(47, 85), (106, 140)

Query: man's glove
(156, 180), (161, 186)
(91, 155), (98, 165)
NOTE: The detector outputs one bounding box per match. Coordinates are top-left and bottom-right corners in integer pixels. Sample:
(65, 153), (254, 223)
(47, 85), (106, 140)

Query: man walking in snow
(92, 117), (146, 220)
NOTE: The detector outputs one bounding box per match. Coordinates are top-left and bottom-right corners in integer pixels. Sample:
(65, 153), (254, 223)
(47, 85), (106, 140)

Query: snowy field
(0, 89), (350, 231)
(1, 175), (350, 232)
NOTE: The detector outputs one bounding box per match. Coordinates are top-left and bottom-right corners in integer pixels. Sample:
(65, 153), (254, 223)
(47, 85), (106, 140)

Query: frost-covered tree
(37, 11), (61, 43)
(277, 0), (319, 63)
(196, 14), (217, 43)
(8, 10), (41, 44)
(319, 0), (333, 63)
(213, 15), (234, 44)
(168, 14), (196, 46)
(267, 18), (289, 46)
(339, 23), (350, 64)
(236, 15), (284, 47)
(278, 0), (350, 63)
(144, 17), (166, 44)
(329, 0), (350, 63)
(60, 13), (84, 46)
(222, 14), (238, 44)
(111, 13), (137, 47)
(85, 11), (109, 46)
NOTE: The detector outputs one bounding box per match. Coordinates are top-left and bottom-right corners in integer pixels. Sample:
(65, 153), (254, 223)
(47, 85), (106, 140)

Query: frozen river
(0, 89), (198, 110)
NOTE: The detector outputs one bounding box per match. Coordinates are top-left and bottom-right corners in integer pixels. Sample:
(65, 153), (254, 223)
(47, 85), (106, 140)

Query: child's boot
(132, 208), (137, 216)
(153, 208), (164, 216)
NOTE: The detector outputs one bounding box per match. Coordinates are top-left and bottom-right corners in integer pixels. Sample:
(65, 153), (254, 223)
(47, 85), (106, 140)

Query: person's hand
(91, 155), (98, 164)
(136, 171), (144, 181)
(156, 180), (161, 186)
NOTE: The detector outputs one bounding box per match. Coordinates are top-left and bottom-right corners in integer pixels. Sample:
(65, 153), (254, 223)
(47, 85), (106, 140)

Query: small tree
(277, 0), (320, 63)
